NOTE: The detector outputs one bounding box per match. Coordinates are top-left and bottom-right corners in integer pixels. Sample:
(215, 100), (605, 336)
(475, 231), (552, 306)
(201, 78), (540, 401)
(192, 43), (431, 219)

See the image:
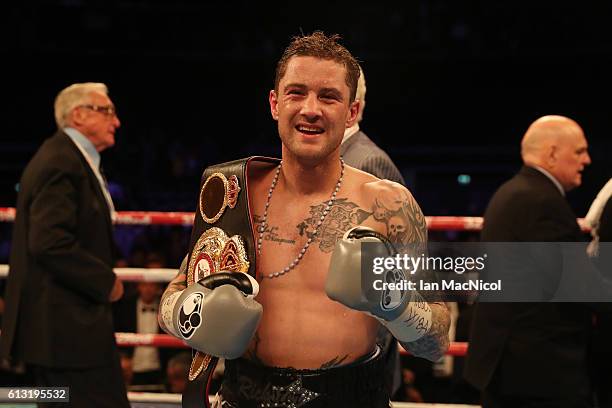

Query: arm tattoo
(373, 191), (428, 245)
(399, 303), (450, 362)
(158, 270), (187, 332)
(319, 354), (349, 369)
(298, 198), (371, 253)
(382, 190), (450, 361)
(161, 270), (187, 302)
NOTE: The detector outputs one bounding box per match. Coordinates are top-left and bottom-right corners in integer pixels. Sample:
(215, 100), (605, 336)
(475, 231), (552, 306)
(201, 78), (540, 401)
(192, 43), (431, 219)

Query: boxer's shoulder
(345, 166), (407, 201)
(355, 178), (426, 245)
(361, 178), (417, 210)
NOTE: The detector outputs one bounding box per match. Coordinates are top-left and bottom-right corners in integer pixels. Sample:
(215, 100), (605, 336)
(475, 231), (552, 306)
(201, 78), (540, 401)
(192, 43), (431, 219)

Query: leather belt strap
(182, 156), (280, 408)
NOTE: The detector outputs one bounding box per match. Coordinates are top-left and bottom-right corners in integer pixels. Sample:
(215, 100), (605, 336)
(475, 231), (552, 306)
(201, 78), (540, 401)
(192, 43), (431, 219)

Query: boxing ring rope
(0, 394), (478, 408)
(0, 207), (592, 231)
(127, 392), (479, 408)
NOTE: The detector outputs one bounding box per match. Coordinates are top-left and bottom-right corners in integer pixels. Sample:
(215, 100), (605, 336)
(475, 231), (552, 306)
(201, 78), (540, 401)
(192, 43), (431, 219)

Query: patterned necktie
(97, 162), (116, 217)
(99, 163), (108, 187)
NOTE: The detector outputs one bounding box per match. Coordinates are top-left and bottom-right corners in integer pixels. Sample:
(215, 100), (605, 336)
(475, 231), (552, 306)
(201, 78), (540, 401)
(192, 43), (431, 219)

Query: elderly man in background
(0, 83), (129, 407)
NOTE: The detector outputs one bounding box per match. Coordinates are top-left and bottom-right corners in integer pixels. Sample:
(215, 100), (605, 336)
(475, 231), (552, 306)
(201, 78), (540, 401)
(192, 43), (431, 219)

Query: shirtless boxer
(160, 32), (450, 408)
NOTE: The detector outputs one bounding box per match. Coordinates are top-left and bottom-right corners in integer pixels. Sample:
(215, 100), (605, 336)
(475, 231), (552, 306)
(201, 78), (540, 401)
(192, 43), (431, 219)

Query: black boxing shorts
(213, 346), (390, 408)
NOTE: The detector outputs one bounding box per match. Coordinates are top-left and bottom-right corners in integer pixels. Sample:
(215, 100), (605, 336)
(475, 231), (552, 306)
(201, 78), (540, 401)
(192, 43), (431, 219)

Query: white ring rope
(0, 265), (176, 282)
(127, 392), (480, 407)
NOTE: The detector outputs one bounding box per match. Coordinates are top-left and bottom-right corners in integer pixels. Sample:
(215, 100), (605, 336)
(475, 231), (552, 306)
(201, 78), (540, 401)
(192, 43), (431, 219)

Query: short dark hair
(274, 31), (360, 102)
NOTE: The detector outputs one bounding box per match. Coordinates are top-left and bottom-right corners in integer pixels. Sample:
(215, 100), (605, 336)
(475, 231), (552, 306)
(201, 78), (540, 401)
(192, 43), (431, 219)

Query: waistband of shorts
(224, 345), (386, 397)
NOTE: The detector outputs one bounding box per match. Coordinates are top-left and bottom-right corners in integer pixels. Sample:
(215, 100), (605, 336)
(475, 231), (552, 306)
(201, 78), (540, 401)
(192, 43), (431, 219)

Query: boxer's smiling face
(270, 56), (358, 163)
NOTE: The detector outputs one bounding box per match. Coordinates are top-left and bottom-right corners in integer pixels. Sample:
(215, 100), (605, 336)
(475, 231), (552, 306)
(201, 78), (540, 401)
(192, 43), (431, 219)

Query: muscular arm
(399, 302), (450, 361)
(373, 186), (450, 362)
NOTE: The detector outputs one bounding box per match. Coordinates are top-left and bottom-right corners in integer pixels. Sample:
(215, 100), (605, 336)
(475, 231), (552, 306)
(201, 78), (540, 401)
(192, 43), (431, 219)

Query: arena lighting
(457, 174), (471, 185)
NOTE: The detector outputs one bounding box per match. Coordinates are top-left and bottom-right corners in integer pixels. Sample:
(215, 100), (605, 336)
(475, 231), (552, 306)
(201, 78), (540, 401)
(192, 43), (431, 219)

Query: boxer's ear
(345, 99), (360, 128)
(269, 90), (279, 121)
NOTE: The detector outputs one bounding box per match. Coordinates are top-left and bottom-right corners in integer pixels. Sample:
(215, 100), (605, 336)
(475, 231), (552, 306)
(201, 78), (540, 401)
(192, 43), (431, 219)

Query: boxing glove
(160, 271), (262, 359)
(326, 226), (432, 342)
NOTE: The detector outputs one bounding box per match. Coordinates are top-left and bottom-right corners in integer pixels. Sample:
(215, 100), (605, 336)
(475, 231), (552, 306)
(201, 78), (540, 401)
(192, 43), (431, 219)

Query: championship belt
(182, 156), (279, 408)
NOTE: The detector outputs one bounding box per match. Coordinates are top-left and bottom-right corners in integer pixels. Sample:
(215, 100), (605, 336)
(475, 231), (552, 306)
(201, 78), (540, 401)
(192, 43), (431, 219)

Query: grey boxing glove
(326, 226), (432, 342)
(161, 272), (262, 359)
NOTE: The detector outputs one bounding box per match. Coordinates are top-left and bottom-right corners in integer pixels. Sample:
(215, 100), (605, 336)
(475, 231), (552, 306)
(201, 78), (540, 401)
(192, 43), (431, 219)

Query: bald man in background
(464, 116), (595, 407)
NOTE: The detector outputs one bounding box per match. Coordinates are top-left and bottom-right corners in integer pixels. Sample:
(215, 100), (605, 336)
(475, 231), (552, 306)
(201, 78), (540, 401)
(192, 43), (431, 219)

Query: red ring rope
(0, 207), (592, 232)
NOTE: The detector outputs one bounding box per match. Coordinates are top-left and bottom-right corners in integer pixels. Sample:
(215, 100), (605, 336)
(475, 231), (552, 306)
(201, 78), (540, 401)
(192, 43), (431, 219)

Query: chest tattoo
(297, 198), (371, 253)
(253, 214), (297, 246)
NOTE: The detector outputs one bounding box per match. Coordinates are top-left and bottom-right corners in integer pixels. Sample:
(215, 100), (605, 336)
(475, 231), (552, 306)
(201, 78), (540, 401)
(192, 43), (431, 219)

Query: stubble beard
(280, 130), (342, 166)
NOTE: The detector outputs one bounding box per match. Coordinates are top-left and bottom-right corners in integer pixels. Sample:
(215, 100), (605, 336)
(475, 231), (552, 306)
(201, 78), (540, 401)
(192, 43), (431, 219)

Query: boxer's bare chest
(244, 169), (382, 367)
(249, 174), (373, 280)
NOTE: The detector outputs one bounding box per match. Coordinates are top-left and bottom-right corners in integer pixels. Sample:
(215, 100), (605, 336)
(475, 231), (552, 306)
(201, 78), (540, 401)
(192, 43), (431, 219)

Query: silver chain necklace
(258, 158), (345, 279)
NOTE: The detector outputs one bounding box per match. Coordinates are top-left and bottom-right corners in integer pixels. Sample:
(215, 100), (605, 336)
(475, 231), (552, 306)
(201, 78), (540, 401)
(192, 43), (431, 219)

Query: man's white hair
(355, 66), (366, 123)
(54, 82), (108, 128)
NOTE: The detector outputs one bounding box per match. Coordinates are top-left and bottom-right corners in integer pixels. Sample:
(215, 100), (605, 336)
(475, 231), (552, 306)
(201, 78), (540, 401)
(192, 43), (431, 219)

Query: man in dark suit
(464, 115), (593, 408)
(340, 66), (405, 185)
(0, 83), (129, 407)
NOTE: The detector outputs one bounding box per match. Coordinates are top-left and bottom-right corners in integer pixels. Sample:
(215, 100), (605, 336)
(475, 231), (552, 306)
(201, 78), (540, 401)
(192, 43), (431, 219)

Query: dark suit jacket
(340, 130), (405, 185)
(0, 131), (118, 368)
(464, 166), (592, 399)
